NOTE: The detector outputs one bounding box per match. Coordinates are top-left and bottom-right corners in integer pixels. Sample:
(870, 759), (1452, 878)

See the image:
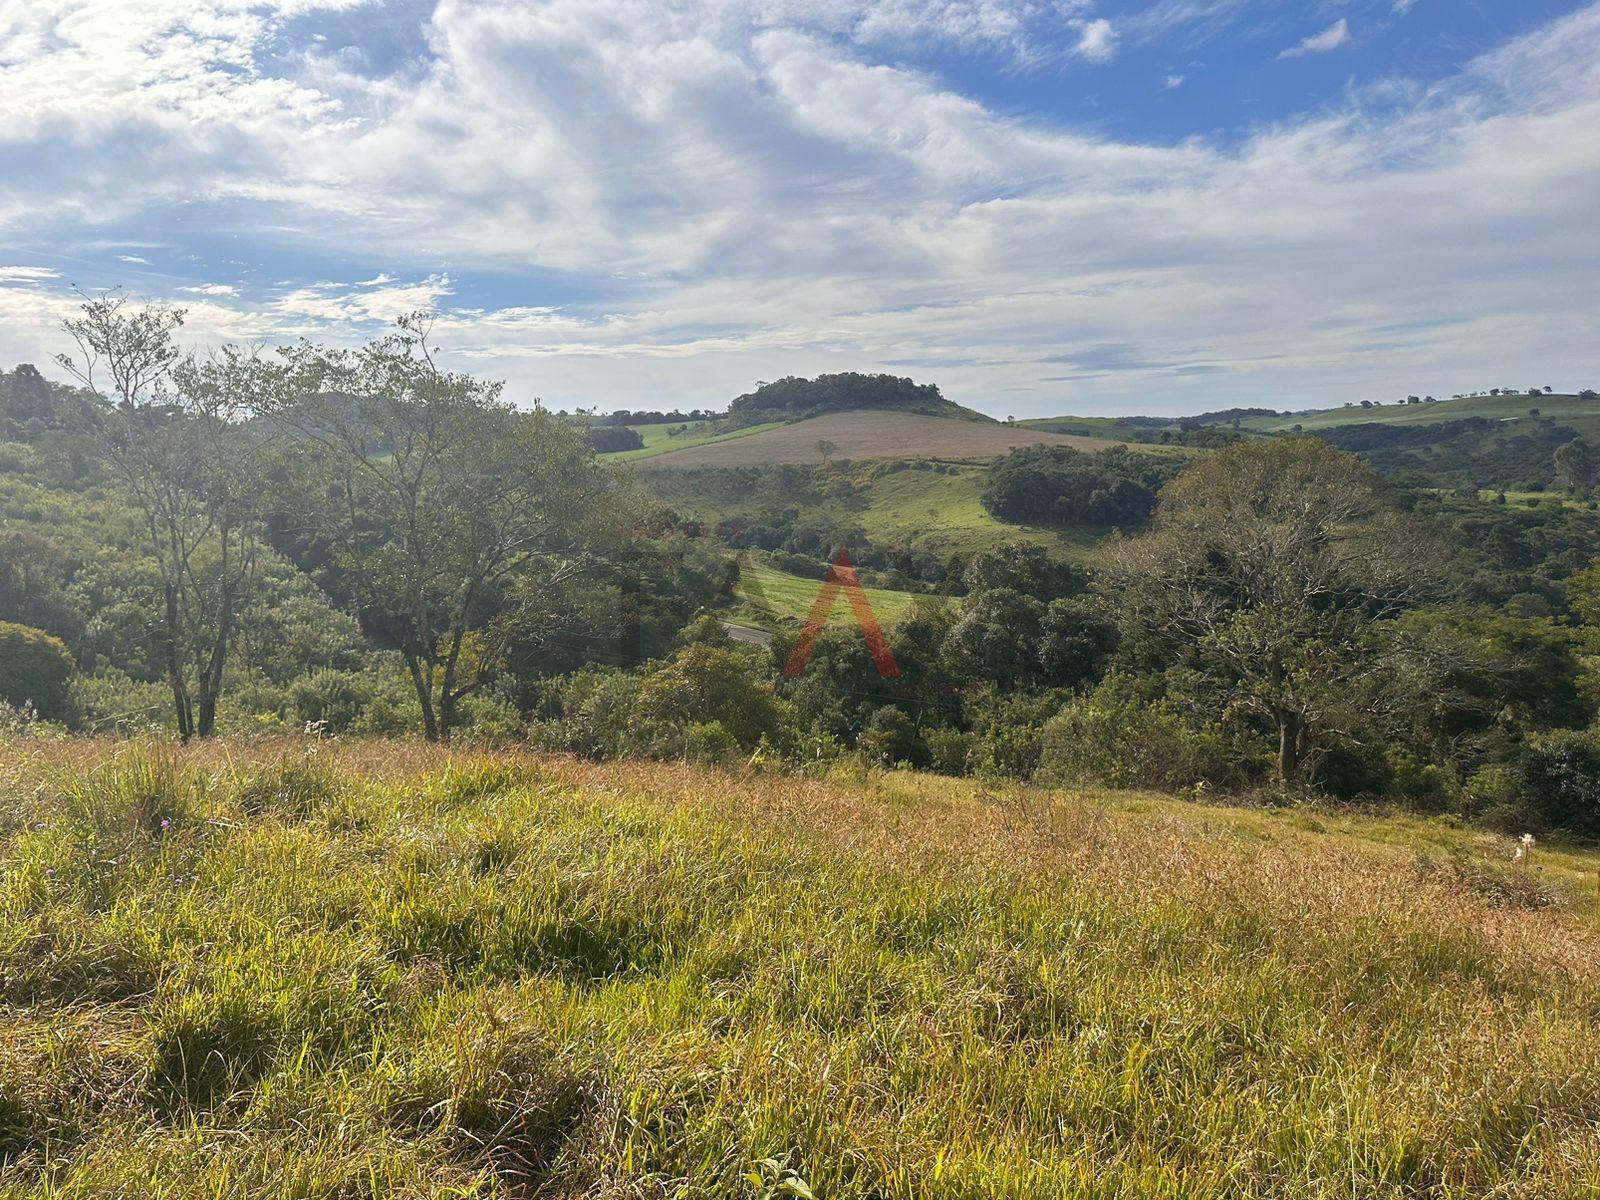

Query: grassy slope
(856, 464), (1106, 559)
(644, 463), (1104, 561)
(732, 558), (923, 631)
(1021, 395), (1600, 444)
(598, 420), (784, 462)
(1016, 414), (1150, 440)
(4, 740), (1599, 1197)
(633, 411), (1143, 470)
(1241, 393), (1598, 435)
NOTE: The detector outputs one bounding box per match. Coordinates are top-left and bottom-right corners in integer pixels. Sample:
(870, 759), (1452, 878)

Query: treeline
(8, 308), (1600, 839)
(726, 372), (973, 425)
(0, 301), (731, 741)
(981, 444), (1183, 527)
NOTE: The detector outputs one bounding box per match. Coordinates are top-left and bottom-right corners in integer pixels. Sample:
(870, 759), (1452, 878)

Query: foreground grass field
(4, 740), (1600, 1198)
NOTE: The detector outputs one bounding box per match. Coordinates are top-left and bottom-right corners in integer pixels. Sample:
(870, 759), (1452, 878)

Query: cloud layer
(1, 0), (1598, 415)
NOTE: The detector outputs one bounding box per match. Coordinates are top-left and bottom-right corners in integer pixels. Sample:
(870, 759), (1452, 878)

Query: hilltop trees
(1101, 439), (1441, 785)
(727, 373), (960, 424)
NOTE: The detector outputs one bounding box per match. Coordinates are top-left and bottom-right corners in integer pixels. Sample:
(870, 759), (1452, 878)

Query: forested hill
(726, 372), (988, 426)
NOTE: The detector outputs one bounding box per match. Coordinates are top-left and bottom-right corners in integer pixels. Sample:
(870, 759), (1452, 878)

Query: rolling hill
(1241, 393), (1599, 436)
(632, 410), (1137, 470)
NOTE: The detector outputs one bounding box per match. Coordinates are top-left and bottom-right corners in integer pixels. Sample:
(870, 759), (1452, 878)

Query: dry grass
(3, 738), (1600, 1197)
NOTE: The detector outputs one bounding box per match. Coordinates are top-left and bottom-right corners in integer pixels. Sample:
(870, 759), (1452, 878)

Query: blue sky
(1, 0), (1597, 417)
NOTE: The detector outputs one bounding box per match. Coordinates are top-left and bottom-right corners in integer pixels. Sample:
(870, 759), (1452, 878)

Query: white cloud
(116, 254), (149, 264)
(1072, 17), (1117, 62)
(1394, 0), (1421, 13)
(0, 267), (59, 283)
(1279, 18), (1350, 59)
(0, 1), (1597, 415)
(178, 283), (241, 296)
(1163, 73), (1185, 89)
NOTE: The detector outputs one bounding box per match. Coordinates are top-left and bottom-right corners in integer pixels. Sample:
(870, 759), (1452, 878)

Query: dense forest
(7, 302), (1600, 840)
(726, 372), (979, 425)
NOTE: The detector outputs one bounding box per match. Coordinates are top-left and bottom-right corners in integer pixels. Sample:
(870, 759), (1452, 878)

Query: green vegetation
(12, 302), (1600, 1193)
(7, 300), (1600, 836)
(1241, 392), (1598, 435)
(733, 556), (920, 631)
(981, 443), (1182, 528)
(3, 741), (1599, 1196)
(0, 622), (74, 721)
(597, 419), (782, 462)
(727, 372), (986, 426)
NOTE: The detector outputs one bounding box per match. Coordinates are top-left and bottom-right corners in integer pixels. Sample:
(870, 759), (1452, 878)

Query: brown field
(633, 409), (1130, 469)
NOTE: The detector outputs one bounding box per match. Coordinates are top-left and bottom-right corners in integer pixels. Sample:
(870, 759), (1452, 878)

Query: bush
(1513, 731), (1600, 839)
(0, 621), (75, 722)
(586, 425), (645, 453)
(857, 706), (927, 768)
(1036, 674), (1235, 791)
(634, 644), (788, 755)
(685, 720), (741, 764)
(288, 669), (374, 732)
(925, 726), (975, 776)
(69, 669), (168, 734)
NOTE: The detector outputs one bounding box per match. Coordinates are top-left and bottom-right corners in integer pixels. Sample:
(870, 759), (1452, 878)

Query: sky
(1, 0), (1597, 418)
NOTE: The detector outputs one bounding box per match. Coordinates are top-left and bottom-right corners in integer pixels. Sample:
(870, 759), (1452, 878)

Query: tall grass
(3, 739), (1599, 1197)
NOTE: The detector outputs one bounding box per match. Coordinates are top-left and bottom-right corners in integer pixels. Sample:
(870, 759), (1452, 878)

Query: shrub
(685, 720), (741, 764)
(288, 668), (374, 732)
(857, 706), (927, 768)
(1036, 674), (1234, 791)
(68, 669), (168, 735)
(0, 621), (75, 722)
(1513, 731), (1600, 839)
(634, 644), (787, 754)
(1460, 764), (1520, 821)
(586, 425), (645, 453)
(925, 726), (975, 776)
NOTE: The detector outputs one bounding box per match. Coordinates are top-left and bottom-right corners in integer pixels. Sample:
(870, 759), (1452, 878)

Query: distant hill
(632, 410), (1141, 470)
(726, 372), (990, 426)
(1239, 393), (1599, 436)
(1024, 392), (1600, 491)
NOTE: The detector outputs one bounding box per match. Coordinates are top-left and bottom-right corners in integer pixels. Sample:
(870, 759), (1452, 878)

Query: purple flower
(160, 819), (171, 831)
(44, 868), (55, 879)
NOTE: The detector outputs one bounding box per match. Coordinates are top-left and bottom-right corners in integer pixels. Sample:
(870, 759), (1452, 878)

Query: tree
(265, 317), (623, 741)
(963, 541), (1086, 601)
(58, 295), (266, 738)
(586, 424), (644, 453)
(634, 643), (786, 753)
(815, 439), (838, 464)
(1553, 437), (1596, 498)
(0, 621), (75, 721)
(0, 530), (71, 634)
(1100, 439), (1440, 785)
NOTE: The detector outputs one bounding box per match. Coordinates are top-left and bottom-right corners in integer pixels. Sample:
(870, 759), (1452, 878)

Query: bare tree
(262, 316), (623, 741)
(58, 295), (265, 738)
(815, 439), (838, 464)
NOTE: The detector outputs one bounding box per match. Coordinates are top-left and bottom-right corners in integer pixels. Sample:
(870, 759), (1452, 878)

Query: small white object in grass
(1514, 833), (1536, 862)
